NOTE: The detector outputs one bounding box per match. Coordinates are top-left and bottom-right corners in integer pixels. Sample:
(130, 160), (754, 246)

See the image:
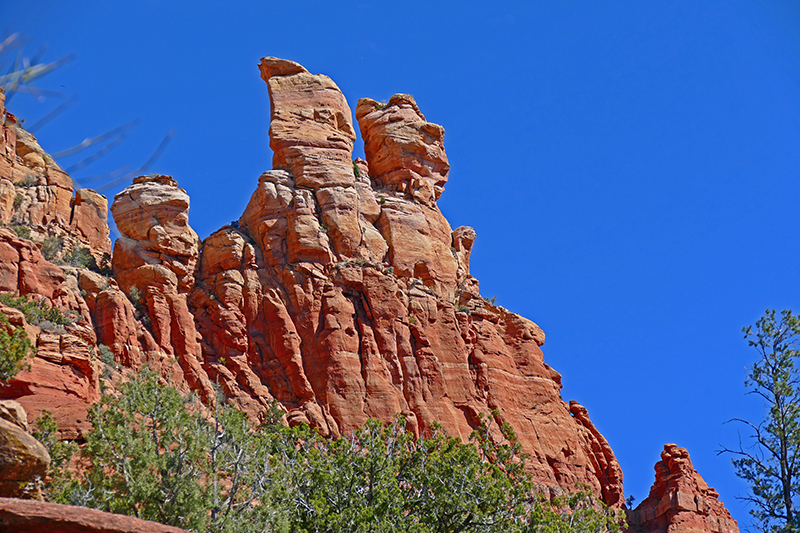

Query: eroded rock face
(0, 229), (100, 439)
(187, 58), (626, 505)
(0, 89), (112, 266)
(111, 175), (214, 402)
(627, 444), (739, 533)
(356, 94), (449, 204)
(0, 62), (636, 508)
(260, 57), (357, 190)
(0, 497), (189, 533)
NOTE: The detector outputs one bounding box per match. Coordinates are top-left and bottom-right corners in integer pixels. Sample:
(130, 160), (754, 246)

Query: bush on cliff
(0, 313), (33, 384)
(42, 368), (623, 533)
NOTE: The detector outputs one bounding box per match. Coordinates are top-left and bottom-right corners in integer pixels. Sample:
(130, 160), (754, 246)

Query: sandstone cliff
(0, 59), (737, 525)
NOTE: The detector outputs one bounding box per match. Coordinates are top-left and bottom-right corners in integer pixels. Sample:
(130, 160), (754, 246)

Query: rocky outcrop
(186, 57), (625, 505)
(110, 174), (214, 401)
(0, 88), (112, 267)
(0, 87), (114, 439)
(0, 401), (50, 498)
(627, 444), (739, 533)
(0, 59), (627, 506)
(2, 59), (751, 517)
(260, 57), (357, 191)
(0, 229), (99, 439)
(0, 497), (189, 532)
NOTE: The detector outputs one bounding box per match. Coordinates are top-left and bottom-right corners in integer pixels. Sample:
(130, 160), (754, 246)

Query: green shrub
(63, 246), (94, 269)
(41, 235), (64, 261)
(0, 293), (71, 327)
(42, 370), (624, 533)
(31, 410), (77, 499)
(97, 344), (115, 367)
(353, 160), (361, 179)
(49, 368), (291, 532)
(13, 192), (23, 209)
(126, 286), (151, 327)
(15, 175), (37, 188)
(10, 224), (31, 239)
(0, 313), (33, 383)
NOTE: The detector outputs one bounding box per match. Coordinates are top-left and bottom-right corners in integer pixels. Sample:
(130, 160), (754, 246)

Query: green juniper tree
(722, 309), (800, 533)
(0, 313), (33, 384)
(42, 368), (623, 533)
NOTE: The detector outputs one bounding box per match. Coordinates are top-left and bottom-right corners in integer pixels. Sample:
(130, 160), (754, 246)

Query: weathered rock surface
(191, 58), (625, 505)
(0, 88), (112, 267)
(0, 60), (631, 506)
(260, 57), (357, 190)
(0, 229), (100, 439)
(0, 61), (629, 507)
(0, 401), (50, 498)
(0, 60), (740, 521)
(627, 444), (739, 533)
(0, 497), (189, 532)
(110, 174), (214, 401)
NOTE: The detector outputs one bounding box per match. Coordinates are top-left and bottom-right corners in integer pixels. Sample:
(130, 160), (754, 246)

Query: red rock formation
(0, 62), (630, 507)
(188, 58), (625, 505)
(627, 444), (739, 533)
(110, 174), (215, 401)
(260, 57), (357, 190)
(0, 229), (99, 439)
(0, 88), (112, 266)
(0, 497), (189, 533)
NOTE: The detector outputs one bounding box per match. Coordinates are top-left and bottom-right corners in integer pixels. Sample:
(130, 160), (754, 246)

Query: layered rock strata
(186, 57), (624, 504)
(0, 59), (736, 523)
(0, 89), (112, 265)
(0, 58), (626, 505)
(628, 444), (739, 533)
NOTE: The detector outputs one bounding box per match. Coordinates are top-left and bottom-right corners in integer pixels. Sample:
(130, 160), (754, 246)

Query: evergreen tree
(722, 309), (800, 533)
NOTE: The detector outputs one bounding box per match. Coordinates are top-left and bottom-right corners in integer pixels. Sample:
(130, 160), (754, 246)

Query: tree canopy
(722, 309), (800, 533)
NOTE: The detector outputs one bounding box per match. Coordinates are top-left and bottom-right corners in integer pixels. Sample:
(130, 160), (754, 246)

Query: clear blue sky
(4, 0), (800, 525)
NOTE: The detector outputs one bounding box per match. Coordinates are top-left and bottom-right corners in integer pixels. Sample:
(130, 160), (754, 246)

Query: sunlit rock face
(0, 497), (191, 532)
(190, 57), (625, 506)
(0, 61), (655, 509)
(628, 444), (739, 533)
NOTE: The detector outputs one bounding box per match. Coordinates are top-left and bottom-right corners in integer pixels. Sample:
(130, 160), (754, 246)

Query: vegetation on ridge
(36, 368), (624, 533)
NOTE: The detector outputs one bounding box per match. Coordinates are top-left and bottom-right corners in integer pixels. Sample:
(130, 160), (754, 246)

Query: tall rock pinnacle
(628, 444), (739, 533)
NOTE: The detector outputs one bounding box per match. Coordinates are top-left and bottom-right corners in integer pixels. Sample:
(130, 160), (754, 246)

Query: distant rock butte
(628, 444), (739, 533)
(0, 60), (736, 523)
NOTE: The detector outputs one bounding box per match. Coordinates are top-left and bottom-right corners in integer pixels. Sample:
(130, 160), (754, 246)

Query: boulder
(0, 401), (49, 498)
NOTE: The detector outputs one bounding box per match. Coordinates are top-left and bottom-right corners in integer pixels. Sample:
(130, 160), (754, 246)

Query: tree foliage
(42, 368), (624, 533)
(0, 312), (33, 384)
(722, 309), (800, 533)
